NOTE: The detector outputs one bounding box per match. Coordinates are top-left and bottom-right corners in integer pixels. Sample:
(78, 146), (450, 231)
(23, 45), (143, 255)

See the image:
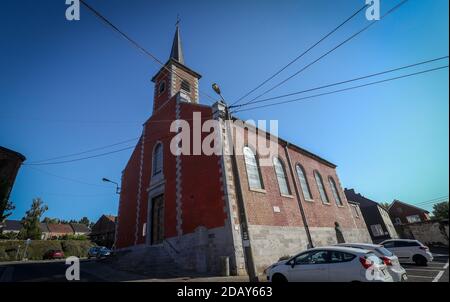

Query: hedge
(0, 240), (96, 262)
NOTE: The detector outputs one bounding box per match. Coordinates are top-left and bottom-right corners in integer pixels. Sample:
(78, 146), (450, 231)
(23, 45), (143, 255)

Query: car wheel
(413, 255), (428, 266)
(271, 273), (288, 283)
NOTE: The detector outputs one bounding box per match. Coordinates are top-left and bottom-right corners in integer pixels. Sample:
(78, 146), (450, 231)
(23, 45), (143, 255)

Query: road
(0, 259), (105, 282)
(0, 251), (448, 282)
(404, 249), (449, 283)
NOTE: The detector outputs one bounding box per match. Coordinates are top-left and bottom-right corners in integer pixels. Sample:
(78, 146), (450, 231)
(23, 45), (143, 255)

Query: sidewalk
(82, 260), (255, 282)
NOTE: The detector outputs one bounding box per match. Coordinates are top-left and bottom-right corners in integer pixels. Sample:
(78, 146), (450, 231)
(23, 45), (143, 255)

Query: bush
(0, 240), (96, 261)
(61, 240), (94, 258)
(60, 234), (89, 241)
(0, 232), (19, 240)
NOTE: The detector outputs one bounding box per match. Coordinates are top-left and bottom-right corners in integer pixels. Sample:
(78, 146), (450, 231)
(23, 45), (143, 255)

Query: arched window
(243, 147), (263, 190)
(314, 171), (329, 204)
(273, 157), (291, 196)
(153, 143), (163, 175)
(181, 80), (191, 93)
(329, 177), (343, 206)
(295, 164), (312, 200)
(159, 81), (166, 94)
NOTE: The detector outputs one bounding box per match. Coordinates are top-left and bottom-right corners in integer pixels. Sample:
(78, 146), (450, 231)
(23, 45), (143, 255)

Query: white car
(336, 243), (407, 282)
(380, 239), (433, 266)
(265, 246), (393, 282)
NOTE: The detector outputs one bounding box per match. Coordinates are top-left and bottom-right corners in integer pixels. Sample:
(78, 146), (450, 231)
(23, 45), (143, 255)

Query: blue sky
(1, 0), (448, 222)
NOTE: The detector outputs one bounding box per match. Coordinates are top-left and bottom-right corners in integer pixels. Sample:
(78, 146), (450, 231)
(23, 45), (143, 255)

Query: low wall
(396, 220), (449, 247)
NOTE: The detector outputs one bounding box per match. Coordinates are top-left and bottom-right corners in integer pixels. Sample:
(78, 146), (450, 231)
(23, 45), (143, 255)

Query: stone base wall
(116, 224), (373, 277)
(310, 227), (372, 246)
(396, 220), (449, 247)
(165, 225), (237, 274)
(247, 225), (372, 275)
(248, 225), (310, 274)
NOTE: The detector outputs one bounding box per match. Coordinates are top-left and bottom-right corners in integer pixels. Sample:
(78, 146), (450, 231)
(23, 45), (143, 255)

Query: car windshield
(375, 247), (393, 257)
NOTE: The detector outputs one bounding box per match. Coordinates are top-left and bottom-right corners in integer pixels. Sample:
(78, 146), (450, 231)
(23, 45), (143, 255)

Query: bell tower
(151, 20), (202, 113)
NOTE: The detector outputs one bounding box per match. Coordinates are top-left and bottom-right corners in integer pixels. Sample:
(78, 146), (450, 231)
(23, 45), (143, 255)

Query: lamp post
(102, 178), (120, 194)
(211, 83), (258, 282)
(102, 177), (120, 250)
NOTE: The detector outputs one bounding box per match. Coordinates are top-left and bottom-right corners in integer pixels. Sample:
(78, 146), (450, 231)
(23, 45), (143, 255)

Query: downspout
(283, 142), (314, 248)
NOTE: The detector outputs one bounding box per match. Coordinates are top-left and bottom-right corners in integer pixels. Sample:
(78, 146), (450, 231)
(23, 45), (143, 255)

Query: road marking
(443, 262), (449, 269)
(405, 268), (444, 272)
(407, 275), (434, 279)
(0, 267), (14, 282)
(432, 271), (445, 282)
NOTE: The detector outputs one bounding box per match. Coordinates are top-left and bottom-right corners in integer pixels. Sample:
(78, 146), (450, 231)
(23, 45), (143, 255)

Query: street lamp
(212, 83), (226, 103)
(102, 177), (120, 194)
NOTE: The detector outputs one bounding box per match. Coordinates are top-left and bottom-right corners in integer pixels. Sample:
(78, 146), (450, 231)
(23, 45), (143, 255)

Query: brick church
(115, 24), (371, 276)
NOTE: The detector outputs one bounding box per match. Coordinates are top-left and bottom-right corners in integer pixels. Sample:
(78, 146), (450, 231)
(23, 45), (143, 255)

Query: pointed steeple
(170, 17), (184, 64)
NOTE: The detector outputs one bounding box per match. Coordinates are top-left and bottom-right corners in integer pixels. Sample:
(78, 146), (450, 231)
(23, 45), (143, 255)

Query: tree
(379, 202), (390, 211)
(42, 217), (59, 224)
(432, 202), (449, 221)
(79, 216), (90, 226)
(0, 179), (15, 224)
(19, 198), (48, 240)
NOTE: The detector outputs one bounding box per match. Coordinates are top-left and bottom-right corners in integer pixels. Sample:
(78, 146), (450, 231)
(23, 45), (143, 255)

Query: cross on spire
(170, 15), (184, 64)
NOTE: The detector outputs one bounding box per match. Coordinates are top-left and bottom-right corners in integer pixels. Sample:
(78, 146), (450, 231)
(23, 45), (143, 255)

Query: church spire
(170, 16), (184, 64)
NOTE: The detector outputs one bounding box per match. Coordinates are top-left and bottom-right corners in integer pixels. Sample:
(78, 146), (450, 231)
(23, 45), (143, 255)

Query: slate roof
(70, 223), (90, 233)
(3, 220), (22, 231)
(47, 223), (73, 234)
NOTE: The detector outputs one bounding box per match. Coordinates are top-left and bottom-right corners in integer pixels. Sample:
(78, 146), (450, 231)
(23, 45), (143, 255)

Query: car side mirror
(290, 262), (296, 268)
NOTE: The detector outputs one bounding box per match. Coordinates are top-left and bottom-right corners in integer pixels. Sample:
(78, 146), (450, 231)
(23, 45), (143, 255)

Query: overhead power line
(25, 166), (110, 188)
(230, 56), (449, 111)
(23, 130), (179, 166)
(22, 115), (206, 166)
(415, 199), (448, 207)
(79, 0), (216, 103)
(28, 137), (140, 164)
(233, 65), (448, 113)
(231, 3), (368, 106)
(24, 145), (136, 166)
(414, 196), (449, 206)
(238, 0), (410, 107)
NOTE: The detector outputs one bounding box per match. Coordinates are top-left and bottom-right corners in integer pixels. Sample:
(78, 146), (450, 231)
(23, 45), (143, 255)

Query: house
(39, 222), (50, 240)
(0, 146), (26, 226)
(388, 199), (431, 225)
(115, 24), (371, 276)
(1, 219), (22, 235)
(90, 215), (116, 248)
(70, 223), (90, 236)
(46, 223), (74, 239)
(1, 220), (51, 240)
(345, 189), (398, 243)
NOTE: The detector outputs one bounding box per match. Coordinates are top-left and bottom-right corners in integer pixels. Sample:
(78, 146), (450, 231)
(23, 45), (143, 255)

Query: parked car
(336, 243), (407, 282)
(96, 247), (112, 259)
(265, 246), (393, 282)
(380, 239), (433, 266)
(88, 246), (112, 259)
(88, 246), (103, 259)
(43, 249), (65, 260)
